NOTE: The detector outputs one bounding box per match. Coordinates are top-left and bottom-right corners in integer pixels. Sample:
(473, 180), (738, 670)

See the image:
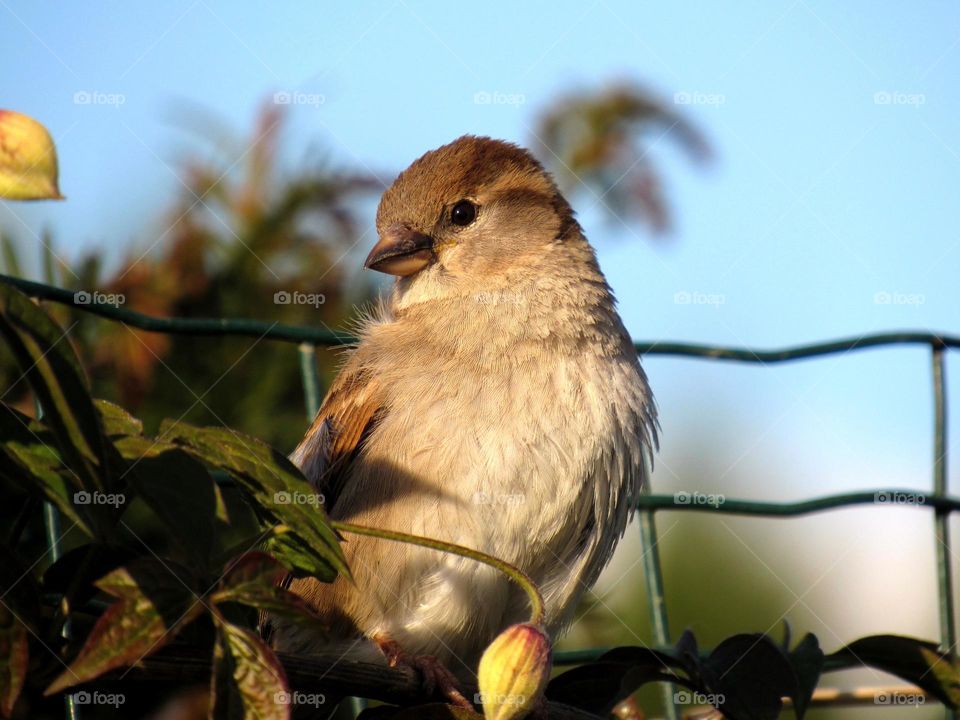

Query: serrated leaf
(41, 544), (134, 608)
(0, 284), (107, 493)
(0, 404), (93, 535)
(114, 435), (216, 566)
(0, 544), (37, 719)
(828, 635), (956, 708)
(0, 110), (63, 201)
(159, 421), (346, 581)
(45, 560), (204, 695)
(211, 613), (290, 720)
(212, 552), (327, 627)
(262, 531), (340, 580)
(94, 399), (143, 438)
(0, 603), (27, 718)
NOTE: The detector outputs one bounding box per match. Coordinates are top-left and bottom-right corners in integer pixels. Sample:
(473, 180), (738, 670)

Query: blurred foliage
(536, 83), (710, 234)
(2, 282), (953, 719)
(1, 83), (708, 451)
(0, 83), (951, 719)
(3, 103), (383, 449)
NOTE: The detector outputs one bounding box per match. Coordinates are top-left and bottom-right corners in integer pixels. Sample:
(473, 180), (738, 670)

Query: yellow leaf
(0, 110), (64, 200)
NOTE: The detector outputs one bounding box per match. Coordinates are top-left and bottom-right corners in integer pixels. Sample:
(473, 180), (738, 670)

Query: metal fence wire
(3, 273), (958, 718)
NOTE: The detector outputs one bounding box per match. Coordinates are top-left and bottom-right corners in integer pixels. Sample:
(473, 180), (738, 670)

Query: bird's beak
(364, 224), (435, 277)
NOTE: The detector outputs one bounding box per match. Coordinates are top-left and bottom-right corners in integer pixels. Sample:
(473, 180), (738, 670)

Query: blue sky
(3, 0), (959, 656)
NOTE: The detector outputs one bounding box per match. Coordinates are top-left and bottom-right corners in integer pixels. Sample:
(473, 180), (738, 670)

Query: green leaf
(261, 530), (339, 580)
(701, 634), (797, 720)
(673, 628), (703, 681)
(368, 704), (484, 719)
(159, 421), (347, 581)
(45, 559), (205, 695)
(212, 552), (326, 626)
(0, 601), (28, 718)
(0, 283), (107, 492)
(920, 648), (960, 708)
(211, 612), (291, 720)
(94, 399), (143, 438)
(41, 544), (135, 609)
(828, 635), (955, 708)
(114, 435), (216, 566)
(0, 236), (21, 277)
(0, 544), (37, 719)
(788, 633), (824, 718)
(0, 404), (94, 535)
(546, 646), (687, 714)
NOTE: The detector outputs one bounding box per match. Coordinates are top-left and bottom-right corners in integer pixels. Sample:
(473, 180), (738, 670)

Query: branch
(104, 645), (604, 719)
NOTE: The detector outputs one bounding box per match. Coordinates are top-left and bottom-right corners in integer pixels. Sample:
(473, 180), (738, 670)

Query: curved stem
(331, 520), (545, 627)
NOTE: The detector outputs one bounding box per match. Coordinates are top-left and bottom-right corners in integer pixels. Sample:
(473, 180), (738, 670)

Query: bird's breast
(350, 342), (645, 571)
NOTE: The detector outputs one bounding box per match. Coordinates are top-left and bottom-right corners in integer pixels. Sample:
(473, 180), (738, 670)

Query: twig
(99, 645), (603, 719)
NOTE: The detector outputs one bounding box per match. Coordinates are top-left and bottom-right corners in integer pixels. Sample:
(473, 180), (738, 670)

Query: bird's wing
(261, 361), (384, 643)
(290, 361), (385, 514)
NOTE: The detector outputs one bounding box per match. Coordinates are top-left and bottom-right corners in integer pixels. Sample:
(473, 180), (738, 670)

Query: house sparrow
(269, 135), (658, 696)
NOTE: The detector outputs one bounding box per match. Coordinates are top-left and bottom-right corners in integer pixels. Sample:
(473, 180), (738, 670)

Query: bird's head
(366, 136), (580, 285)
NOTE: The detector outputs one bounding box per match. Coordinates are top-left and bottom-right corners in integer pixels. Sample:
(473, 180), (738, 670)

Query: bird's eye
(450, 200), (477, 227)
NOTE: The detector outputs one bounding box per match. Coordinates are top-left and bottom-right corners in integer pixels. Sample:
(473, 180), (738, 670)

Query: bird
(267, 135), (658, 703)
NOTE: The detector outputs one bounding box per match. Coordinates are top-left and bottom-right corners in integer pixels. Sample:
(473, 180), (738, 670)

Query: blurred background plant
(1, 84), (704, 450)
(4, 4), (958, 715)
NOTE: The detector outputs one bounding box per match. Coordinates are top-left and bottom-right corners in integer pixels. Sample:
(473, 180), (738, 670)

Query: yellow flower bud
(0, 110), (63, 200)
(477, 623), (552, 720)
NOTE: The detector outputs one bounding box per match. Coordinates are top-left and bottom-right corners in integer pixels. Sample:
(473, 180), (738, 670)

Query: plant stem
(331, 520), (545, 627)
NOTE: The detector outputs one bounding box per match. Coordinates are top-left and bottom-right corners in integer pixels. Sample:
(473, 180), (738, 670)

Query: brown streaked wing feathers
(260, 364), (383, 643)
(294, 365), (384, 514)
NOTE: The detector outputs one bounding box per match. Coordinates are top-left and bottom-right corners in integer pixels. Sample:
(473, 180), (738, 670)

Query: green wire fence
(2, 272), (957, 718)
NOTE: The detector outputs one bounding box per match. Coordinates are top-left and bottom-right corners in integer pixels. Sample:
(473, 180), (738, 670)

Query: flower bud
(477, 623), (551, 720)
(0, 110), (63, 200)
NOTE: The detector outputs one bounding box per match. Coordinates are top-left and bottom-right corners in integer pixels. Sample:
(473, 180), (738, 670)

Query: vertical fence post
(638, 484), (678, 720)
(37, 394), (79, 720)
(932, 345), (956, 719)
(298, 342), (322, 419)
(43, 503), (78, 720)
